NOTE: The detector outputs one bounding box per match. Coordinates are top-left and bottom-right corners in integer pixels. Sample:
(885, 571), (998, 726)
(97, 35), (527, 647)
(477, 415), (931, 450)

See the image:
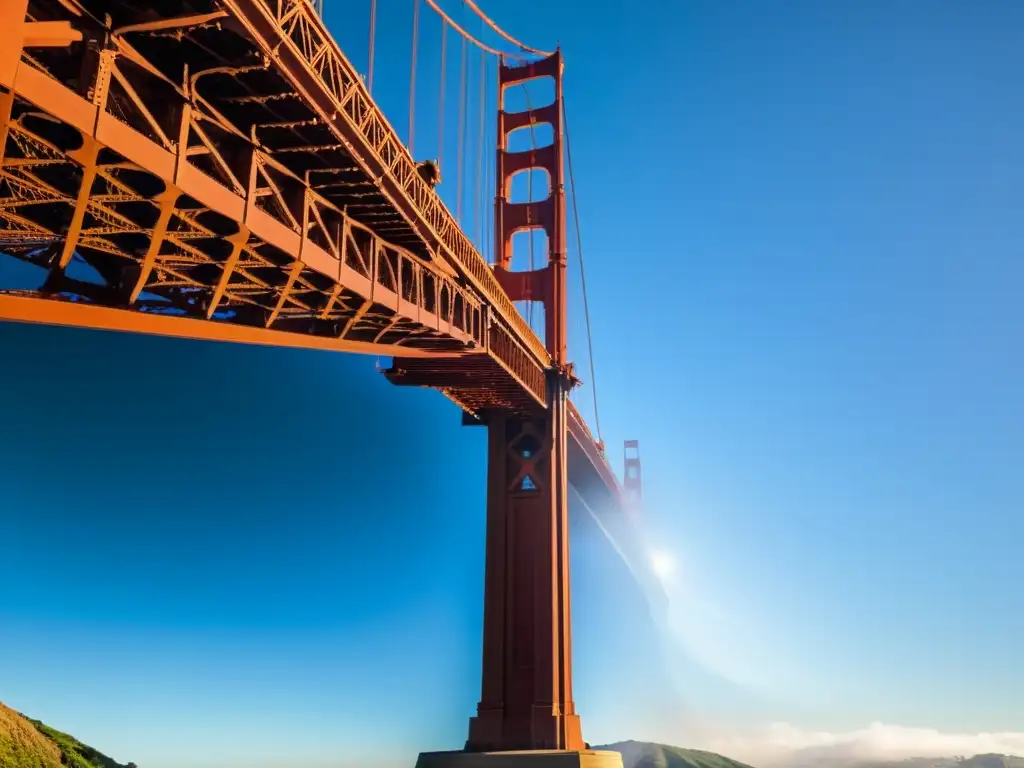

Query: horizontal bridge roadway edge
(221, 0), (552, 369)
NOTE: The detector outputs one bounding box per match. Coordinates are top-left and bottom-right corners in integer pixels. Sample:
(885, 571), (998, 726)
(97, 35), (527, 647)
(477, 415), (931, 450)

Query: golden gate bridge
(0, 0), (664, 764)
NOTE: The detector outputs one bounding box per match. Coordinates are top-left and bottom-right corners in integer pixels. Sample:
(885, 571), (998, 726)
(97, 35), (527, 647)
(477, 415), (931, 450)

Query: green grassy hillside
(595, 740), (757, 768)
(0, 703), (132, 768)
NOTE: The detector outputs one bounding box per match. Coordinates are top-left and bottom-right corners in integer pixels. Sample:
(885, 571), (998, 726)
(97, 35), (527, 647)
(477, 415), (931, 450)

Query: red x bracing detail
(506, 421), (549, 493)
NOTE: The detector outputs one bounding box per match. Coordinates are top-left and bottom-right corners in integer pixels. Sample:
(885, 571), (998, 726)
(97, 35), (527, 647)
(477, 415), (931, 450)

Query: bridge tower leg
(464, 49), (585, 754)
(414, 49), (621, 768)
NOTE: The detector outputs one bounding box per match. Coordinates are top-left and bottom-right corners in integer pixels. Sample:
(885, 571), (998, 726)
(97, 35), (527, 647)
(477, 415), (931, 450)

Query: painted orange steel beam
(0, 292), (459, 359)
(1, 29), (500, 382)
(218, 0), (551, 369)
(22, 22), (82, 48)
(1, 0), (80, 89)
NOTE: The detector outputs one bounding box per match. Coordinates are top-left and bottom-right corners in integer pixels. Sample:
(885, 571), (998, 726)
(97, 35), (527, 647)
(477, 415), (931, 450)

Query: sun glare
(650, 550), (675, 580)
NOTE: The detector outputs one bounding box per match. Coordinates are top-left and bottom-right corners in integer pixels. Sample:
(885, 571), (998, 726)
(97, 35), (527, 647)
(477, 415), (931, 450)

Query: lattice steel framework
(1, 0), (549, 410)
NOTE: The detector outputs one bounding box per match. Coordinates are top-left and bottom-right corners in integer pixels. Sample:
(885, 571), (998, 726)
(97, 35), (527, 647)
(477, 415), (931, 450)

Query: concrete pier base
(415, 750), (624, 768)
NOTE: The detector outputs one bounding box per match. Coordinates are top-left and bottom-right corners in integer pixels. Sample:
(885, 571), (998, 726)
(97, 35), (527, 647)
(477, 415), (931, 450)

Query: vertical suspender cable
(563, 100), (602, 445)
(456, 36), (467, 221)
(367, 0), (377, 93)
(480, 54), (492, 260)
(408, 0), (420, 155)
(474, 47), (486, 247)
(438, 22), (447, 174)
(485, 57), (498, 264)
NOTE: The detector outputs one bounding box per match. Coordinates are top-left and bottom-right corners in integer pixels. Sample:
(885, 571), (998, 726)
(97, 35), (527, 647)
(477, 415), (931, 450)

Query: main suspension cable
(460, 0), (552, 57)
(422, 0), (529, 60)
(562, 98), (602, 446)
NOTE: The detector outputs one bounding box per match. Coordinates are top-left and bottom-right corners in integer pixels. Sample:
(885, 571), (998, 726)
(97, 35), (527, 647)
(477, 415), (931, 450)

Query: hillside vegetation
(0, 704), (63, 768)
(0, 703), (132, 768)
(596, 740), (757, 768)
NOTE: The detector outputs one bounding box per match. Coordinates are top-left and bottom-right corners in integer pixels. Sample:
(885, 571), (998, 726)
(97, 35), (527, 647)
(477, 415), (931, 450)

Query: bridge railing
(567, 400), (601, 454)
(567, 399), (625, 509)
(227, 0), (552, 368)
(252, 151), (485, 339)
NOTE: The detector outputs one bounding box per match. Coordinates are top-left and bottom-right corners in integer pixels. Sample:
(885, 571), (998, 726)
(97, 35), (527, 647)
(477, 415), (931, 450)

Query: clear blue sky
(2, 1), (1023, 766)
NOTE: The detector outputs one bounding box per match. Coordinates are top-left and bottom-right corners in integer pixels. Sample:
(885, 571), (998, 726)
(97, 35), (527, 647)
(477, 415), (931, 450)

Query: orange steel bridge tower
(389, 50), (585, 755)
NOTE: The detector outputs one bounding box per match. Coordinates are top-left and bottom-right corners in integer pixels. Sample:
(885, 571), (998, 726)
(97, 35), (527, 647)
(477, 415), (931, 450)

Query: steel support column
(129, 190), (180, 303)
(467, 362), (581, 753)
(58, 46), (114, 271)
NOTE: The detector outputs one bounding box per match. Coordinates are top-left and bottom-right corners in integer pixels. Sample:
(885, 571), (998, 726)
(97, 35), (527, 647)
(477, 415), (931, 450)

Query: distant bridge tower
(624, 440), (642, 518)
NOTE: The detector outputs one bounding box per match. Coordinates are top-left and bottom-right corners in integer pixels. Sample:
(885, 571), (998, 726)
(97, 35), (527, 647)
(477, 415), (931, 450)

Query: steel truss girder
(0, 61), (496, 361)
(220, 0), (551, 366)
(1, 0), (551, 405)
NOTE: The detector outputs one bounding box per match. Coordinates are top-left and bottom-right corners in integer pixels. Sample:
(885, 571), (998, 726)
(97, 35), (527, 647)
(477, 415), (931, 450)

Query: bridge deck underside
(1, 0), (550, 410)
(0, 0), (633, 515)
(0, 106), (472, 359)
(388, 356), (545, 414)
(2, 1), (476, 352)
